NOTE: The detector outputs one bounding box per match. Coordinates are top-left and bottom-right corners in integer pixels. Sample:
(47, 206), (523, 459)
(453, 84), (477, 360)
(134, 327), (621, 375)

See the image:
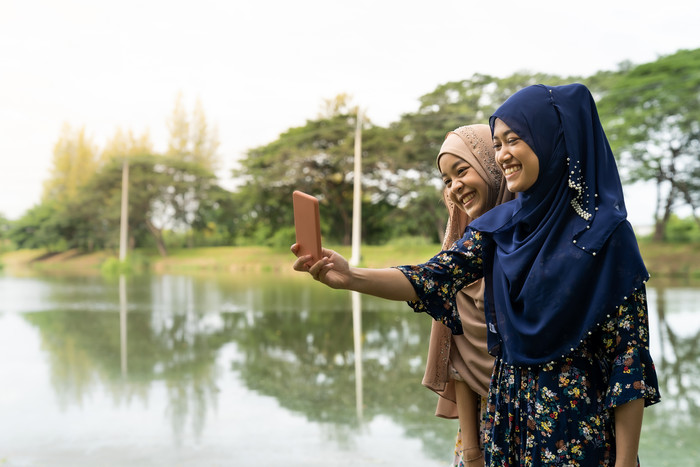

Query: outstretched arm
(291, 244), (418, 301)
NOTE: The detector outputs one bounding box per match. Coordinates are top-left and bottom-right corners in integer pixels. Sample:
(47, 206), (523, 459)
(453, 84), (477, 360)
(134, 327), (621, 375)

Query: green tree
(69, 154), (220, 256)
(597, 48), (700, 241)
(8, 202), (67, 251)
(233, 75), (590, 246)
(0, 212), (14, 253)
(234, 95), (365, 245)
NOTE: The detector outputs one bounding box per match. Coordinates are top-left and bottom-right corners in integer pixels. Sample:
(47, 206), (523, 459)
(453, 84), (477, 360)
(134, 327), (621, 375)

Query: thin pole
(119, 159), (129, 262)
(350, 110), (362, 266)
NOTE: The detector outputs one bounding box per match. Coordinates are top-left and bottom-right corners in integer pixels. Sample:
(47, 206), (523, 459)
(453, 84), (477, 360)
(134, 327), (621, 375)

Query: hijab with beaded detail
(469, 83), (649, 366)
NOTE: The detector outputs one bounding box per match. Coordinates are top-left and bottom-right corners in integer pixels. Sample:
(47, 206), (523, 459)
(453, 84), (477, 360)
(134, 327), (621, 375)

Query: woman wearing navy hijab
(292, 83), (660, 466)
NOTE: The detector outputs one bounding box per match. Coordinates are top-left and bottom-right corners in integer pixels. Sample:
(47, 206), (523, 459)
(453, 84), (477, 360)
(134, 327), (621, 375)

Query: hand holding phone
(292, 191), (322, 263)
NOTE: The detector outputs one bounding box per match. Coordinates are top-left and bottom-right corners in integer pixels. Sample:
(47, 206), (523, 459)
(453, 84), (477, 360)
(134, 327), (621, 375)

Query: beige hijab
(422, 124), (514, 418)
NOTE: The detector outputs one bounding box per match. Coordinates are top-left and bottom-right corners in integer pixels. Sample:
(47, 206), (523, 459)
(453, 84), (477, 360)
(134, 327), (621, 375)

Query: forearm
(614, 398), (644, 467)
(348, 267), (418, 301)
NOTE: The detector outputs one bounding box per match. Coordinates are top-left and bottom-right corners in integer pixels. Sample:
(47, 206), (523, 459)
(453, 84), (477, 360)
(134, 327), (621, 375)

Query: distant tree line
(2, 49), (699, 256)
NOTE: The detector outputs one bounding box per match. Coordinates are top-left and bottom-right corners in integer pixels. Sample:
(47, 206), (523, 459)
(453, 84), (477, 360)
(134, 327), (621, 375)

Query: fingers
(293, 254), (313, 271)
(293, 254), (332, 279)
(314, 264), (336, 283)
(307, 257), (330, 280)
(292, 247), (337, 285)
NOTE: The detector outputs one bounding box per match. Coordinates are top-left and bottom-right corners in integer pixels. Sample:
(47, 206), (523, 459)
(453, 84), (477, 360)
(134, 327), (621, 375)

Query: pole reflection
(119, 274), (127, 377)
(352, 290), (363, 422)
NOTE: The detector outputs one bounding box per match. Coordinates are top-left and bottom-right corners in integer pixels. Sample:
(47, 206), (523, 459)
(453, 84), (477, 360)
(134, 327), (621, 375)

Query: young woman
(428, 124), (514, 466)
(292, 83), (660, 466)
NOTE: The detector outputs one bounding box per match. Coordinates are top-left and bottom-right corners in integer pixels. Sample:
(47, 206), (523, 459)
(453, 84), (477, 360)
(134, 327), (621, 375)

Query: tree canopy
(597, 48), (700, 240)
(6, 49), (699, 255)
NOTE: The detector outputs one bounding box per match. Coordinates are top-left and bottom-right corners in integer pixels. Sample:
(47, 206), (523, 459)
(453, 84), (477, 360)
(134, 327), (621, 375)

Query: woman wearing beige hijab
(427, 124), (513, 466)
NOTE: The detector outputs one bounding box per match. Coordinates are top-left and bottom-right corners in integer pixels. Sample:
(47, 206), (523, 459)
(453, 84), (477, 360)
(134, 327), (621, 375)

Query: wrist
(346, 267), (363, 291)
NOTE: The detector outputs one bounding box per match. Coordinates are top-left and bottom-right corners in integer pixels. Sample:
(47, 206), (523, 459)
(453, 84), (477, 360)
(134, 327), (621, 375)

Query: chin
(466, 207), (484, 218)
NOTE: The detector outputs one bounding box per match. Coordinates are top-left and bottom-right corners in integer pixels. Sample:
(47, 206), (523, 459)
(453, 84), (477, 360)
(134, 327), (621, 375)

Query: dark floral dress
(396, 230), (660, 466)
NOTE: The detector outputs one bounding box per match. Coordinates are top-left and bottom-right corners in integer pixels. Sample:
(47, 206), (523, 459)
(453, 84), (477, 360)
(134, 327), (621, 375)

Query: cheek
(472, 176), (490, 199)
(446, 190), (465, 211)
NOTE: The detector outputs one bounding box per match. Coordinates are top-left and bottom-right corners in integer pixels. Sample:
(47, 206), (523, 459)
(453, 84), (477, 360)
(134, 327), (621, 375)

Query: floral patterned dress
(396, 230), (660, 466)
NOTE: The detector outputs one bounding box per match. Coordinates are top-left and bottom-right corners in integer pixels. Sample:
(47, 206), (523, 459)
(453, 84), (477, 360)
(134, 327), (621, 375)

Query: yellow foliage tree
(43, 123), (98, 204)
(102, 127), (154, 163)
(166, 92), (220, 172)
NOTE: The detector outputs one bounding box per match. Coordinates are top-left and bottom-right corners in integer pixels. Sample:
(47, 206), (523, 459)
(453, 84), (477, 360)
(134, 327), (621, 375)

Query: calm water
(0, 271), (698, 466)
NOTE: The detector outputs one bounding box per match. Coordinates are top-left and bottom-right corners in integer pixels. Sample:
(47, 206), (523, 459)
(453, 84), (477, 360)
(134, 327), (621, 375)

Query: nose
(496, 147), (511, 166)
(450, 178), (464, 194)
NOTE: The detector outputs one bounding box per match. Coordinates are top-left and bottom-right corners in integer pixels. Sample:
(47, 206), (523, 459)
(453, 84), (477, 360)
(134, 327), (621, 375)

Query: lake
(0, 271), (698, 466)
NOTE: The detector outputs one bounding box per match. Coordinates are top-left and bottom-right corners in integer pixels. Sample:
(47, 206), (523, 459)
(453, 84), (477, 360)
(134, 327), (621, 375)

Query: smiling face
(492, 118), (540, 193)
(439, 153), (491, 219)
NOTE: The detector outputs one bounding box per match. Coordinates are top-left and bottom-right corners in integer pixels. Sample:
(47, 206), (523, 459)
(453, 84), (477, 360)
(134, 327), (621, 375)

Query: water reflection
(120, 274), (127, 376)
(1, 273), (699, 465)
(18, 275), (236, 447)
(640, 286), (700, 465)
(352, 291), (363, 422)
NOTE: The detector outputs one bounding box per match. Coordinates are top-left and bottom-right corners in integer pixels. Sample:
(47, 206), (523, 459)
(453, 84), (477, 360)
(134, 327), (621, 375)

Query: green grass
(2, 241), (699, 280)
(636, 239), (700, 279)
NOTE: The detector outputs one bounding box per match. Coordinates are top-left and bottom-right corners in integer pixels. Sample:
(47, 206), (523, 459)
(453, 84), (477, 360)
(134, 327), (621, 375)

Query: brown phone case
(293, 191), (322, 262)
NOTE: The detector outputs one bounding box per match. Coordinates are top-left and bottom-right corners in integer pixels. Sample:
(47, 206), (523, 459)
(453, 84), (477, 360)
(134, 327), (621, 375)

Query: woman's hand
(291, 244), (418, 301)
(291, 244), (352, 290)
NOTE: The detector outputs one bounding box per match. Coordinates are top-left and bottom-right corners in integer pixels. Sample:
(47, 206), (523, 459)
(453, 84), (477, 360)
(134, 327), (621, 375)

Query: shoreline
(2, 241), (700, 281)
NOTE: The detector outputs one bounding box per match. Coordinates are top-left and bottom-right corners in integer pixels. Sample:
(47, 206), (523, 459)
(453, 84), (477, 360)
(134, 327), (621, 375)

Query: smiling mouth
(504, 165), (522, 176)
(460, 192), (476, 205)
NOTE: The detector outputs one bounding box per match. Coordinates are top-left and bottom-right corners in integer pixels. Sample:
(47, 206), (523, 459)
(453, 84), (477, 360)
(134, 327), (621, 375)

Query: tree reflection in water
(16, 273), (700, 464)
(229, 285), (459, 459)
(22, 274), (237, 446)
(640, 285), (700, 465)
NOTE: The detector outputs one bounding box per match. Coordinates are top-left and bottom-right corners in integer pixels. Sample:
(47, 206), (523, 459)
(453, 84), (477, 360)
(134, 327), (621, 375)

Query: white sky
(1, 0), (698, 226)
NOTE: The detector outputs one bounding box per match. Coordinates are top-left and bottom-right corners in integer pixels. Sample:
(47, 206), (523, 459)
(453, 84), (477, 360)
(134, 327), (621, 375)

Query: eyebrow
(493, 129), (516, 140)
(450, 159), (470, 170)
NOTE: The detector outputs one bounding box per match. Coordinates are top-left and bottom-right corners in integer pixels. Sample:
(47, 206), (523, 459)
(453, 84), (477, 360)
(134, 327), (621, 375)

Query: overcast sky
(1, 0), (698, 226)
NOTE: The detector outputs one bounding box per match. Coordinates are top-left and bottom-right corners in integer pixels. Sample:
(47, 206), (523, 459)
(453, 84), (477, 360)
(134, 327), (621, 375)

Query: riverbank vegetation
(3, 236), (700, 281)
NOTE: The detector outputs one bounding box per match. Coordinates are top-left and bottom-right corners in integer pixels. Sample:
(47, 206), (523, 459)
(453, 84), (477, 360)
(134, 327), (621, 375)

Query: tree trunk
(339, 203), (351, 246)
(652, 146), (680, 242)
(653, 184), (675, 242)
(145, 218), (168, 257)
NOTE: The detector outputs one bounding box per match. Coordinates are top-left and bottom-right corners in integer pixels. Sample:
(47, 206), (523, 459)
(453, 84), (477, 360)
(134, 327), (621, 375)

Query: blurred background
(0, 0), (699, 465)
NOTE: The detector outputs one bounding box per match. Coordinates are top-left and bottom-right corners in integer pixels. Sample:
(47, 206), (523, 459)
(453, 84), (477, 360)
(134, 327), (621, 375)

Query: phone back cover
(293, 191), (322, 261)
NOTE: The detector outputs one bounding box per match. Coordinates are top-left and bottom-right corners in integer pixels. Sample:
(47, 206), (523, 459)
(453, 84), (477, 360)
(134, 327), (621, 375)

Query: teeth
(504, 165), (522, 175)
(461, 192), (475, 204)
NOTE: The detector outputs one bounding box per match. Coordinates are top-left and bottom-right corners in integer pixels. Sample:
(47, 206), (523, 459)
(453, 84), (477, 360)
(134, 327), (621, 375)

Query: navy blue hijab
(469, 83), (649, 366)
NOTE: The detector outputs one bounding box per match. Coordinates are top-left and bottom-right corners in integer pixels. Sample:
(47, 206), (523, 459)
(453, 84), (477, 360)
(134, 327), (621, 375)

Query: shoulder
(469, 199), (519, 234)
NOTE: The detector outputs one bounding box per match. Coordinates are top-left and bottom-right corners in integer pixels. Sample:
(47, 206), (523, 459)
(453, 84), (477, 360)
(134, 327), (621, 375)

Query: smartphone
(293, 191), (322, 263)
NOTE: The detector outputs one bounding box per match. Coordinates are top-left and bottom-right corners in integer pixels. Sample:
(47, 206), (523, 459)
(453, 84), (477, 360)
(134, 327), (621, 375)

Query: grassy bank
(2, 240), (700, 279)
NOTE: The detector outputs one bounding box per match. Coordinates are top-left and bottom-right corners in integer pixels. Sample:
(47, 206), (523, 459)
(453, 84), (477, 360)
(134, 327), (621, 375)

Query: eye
(507, 137), (520, 144)
(442, 178), (451, 187)
(493, 142), (502, 150)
